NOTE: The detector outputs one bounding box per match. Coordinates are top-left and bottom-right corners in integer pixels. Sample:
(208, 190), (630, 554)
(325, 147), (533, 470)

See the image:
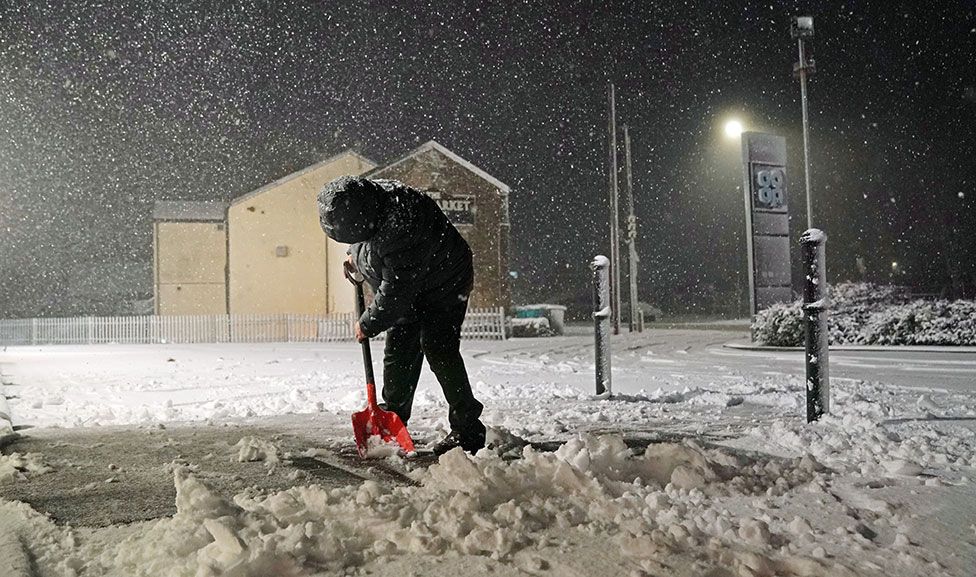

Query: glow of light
(724, 119), (744, 139)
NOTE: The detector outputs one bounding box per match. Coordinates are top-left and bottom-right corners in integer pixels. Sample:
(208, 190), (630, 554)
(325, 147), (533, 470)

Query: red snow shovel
(349, 272), (415, 458)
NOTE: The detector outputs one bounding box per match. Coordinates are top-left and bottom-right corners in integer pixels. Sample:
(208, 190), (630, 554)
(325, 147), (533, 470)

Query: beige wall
(228, 152), (374, 315)
(326, 237), (356, 314)
(154, 221), (228, 315)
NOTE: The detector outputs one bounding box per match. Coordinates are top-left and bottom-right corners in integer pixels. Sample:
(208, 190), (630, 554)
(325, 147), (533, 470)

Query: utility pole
(623, 125), (640, 332)
(792, 16), (816, 230)
(607, 83), (622, 334)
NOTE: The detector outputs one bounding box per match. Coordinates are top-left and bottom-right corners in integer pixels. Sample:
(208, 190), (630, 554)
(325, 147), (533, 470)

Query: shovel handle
(354, 281), (378, 408)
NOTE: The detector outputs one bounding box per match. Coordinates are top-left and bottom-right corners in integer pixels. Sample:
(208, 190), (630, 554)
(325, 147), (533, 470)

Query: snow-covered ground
(2, 330), (976, 576)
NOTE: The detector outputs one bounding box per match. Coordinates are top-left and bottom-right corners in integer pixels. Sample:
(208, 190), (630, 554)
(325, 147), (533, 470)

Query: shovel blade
(352, 405), (416, 458)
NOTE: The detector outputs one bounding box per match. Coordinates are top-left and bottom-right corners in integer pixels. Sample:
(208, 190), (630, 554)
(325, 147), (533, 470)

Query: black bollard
(592, 255), (612, 397)
(801, 229), (829, 422)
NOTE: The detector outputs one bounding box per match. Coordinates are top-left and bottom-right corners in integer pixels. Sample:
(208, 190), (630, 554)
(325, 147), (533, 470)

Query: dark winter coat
(318, 176), (474, 338)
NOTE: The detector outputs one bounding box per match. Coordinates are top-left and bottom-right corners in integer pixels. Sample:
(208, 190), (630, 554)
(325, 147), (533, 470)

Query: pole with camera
(792, 16), (816, 230)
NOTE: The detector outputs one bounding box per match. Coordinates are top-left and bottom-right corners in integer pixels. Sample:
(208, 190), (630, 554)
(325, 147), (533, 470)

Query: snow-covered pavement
(2, 329), (976, 576)
(5, 329), (975, 431)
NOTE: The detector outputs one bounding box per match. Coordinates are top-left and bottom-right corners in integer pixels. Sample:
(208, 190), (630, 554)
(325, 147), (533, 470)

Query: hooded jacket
(318, 176), (474, 337)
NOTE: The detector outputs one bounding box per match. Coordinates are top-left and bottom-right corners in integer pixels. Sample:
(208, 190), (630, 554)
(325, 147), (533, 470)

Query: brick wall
(369, 147), (511, 310)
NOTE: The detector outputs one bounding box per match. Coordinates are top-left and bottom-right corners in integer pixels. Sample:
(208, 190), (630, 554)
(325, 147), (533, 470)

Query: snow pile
(363, 435), (403, 458)
(0, 393), (13, 437)
(484, 426), (530, 457)
(0, 451), (52, 481)
(747, 379), (976, 477)
(753, 282), (976, 346)
(13, 435), (873, 577)
(580, 384), (756, 410)
(233, 437), (279, 464)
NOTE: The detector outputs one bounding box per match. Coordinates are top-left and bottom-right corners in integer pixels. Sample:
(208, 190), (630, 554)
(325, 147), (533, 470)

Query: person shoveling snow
(319, 176), (487, 455)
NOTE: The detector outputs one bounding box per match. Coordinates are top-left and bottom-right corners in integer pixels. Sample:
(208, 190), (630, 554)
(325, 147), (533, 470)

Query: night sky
(1, 1), (974, 317)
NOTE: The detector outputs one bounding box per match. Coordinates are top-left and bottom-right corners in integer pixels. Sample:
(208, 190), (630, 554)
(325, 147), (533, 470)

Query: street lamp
(792, 16), (816, 230)
(724, 119), (744, 140)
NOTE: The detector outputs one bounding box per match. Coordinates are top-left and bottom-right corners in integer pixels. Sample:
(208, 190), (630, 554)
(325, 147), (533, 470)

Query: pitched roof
(231, 149), (376, 206)
(373, 140), (511, 194)
(152, 200), (227, 222)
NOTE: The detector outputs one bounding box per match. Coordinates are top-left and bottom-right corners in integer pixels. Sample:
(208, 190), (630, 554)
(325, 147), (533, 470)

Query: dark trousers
(382, 300), (485, 439)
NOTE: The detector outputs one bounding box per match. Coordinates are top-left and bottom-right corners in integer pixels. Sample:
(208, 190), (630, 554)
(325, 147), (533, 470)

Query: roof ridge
(230, 149), (376, 205)
(375, 140), (511, 193)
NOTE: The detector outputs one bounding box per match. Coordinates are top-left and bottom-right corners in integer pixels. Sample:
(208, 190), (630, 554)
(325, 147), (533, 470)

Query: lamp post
(607, 83), (622, 334)
(792, 16), (816, 230)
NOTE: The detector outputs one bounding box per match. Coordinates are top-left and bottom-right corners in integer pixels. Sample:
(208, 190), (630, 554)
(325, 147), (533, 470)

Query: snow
(1, 335), (975, 576)
(801, 228), (827, 243)
(1, 344), (365, 429)
(234, 436), (280, 464)
(803, 298), (826, 310)
(754, 283), (976, 346)
(0, 452), (51, 482)
(4, 429), (967, 576)
(363, 435), (404, 459)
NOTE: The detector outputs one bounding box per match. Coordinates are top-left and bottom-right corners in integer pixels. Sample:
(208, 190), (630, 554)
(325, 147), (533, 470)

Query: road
(472, 328), (976, 395)
(712, 344), (976, 392)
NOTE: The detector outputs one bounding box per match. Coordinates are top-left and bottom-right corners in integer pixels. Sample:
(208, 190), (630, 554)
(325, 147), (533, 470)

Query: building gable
(371, 140), (510, 194)
(231, 149), (376, 207)
(226, 149), (375, 315)
(367, 140), (512, 310)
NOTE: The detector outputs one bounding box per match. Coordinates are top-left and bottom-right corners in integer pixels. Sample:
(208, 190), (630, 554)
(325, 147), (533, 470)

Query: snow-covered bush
(751, 301), (803, 346)
(823, 283), (910, 344)
(752, 282), (976, 346)
(861, 299), (976, 345)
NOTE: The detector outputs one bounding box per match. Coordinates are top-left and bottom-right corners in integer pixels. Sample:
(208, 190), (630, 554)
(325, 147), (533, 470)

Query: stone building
(367, 141), (511, 309)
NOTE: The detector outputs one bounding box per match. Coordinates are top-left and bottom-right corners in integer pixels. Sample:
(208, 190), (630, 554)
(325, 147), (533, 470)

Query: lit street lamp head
(724, 119), (744, 139)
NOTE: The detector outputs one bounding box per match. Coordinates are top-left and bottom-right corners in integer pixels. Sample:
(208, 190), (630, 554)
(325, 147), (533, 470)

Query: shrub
(752, 282), (976, 346)
(751, 301), (803, 346)
(862, 300), (976, 345)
